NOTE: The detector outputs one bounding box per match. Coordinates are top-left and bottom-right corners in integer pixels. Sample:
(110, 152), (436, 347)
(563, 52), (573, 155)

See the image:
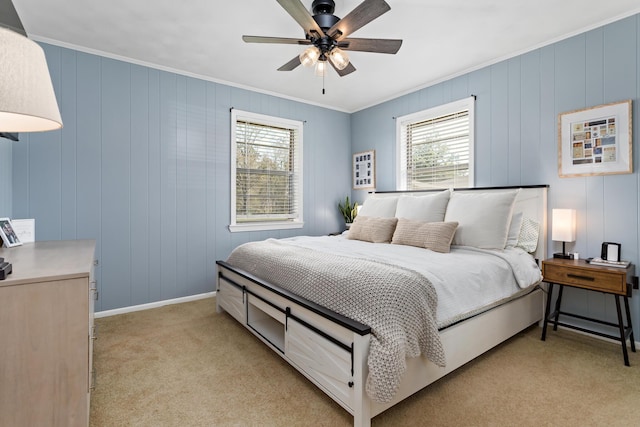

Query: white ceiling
(12, 0), (640, 113)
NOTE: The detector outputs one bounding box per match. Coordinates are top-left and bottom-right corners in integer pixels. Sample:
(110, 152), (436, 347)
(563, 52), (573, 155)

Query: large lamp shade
(0, 27), (62, 132)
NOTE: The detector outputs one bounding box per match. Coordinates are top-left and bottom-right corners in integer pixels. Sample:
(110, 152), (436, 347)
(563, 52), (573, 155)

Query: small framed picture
(353, 150), (376, 190)
(0, 218), (22, 247)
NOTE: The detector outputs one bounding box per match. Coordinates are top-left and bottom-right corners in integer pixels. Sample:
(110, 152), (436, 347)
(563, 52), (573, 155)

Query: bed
(216, 185), (548, 427)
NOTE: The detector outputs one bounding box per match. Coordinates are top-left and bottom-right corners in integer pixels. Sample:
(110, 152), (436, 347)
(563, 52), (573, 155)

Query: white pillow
(506, 212), (524, 247)
(358, 197), (399, 218)
(394, 190), (450, 222)
(444, 190), (520, 249)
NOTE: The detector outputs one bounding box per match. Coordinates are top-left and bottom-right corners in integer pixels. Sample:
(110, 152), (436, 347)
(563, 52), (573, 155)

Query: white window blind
(397, 97), (475, 190)
(230, 110), (303, 232)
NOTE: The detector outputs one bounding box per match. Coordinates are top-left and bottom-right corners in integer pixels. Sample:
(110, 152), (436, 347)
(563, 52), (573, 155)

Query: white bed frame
(216, 185), (548, 427)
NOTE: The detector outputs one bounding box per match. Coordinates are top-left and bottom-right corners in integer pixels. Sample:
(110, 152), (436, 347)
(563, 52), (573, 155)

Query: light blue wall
(10, 43), (351, 311)
(0, 140), (11, 215)
(352, 15), (640, 333)
(4, 14), (640, 334)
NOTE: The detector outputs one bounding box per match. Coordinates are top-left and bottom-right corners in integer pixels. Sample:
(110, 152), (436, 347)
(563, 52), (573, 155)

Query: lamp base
(553, 252), (572, 259)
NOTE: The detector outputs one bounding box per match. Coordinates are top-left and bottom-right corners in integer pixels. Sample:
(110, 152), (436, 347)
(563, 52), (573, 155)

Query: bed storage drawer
(286, 317), (354, 408)
(247, 294), (285, 352)
(217, 277), (245, 323)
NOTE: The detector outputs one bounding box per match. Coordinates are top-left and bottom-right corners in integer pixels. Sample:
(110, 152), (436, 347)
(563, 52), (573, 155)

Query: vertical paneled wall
(11, 43), (351, 311)
(352, 15), (640, 332)
(6, 15), (640, 332)
(0, 141), (11, 214)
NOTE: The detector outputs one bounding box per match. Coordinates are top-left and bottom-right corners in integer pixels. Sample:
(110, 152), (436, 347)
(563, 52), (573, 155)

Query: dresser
(0, 240), (97, 427)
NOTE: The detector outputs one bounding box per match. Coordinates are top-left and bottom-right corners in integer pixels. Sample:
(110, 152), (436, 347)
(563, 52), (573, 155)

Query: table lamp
(552, 208), (576, 259)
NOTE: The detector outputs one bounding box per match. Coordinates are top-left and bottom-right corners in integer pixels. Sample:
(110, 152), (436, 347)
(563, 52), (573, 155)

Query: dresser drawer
(543, 262), (626, 294)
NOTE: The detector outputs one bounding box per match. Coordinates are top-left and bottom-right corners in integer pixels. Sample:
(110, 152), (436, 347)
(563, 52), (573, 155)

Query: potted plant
(338, 196), (358, 229)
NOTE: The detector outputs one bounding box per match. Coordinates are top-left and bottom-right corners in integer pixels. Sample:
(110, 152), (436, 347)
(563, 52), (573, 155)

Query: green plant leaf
(338, 196), (358, 223)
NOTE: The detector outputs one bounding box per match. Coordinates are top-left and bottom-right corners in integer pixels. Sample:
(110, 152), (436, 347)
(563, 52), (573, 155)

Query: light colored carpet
(90, 297), (639, 426)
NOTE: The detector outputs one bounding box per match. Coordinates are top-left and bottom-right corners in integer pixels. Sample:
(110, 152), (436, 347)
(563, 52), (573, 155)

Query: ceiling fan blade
(276, 0), (326, 38)
(327, 0), (391, 41)
(278, 56), (302, 71)
(330, 61), (356, 77)
(243, 35), (311, 45)
(339, 38), (402, 54)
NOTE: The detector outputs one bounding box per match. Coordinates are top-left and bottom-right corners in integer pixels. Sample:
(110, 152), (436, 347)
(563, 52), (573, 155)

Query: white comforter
(281, 234), (542, 328)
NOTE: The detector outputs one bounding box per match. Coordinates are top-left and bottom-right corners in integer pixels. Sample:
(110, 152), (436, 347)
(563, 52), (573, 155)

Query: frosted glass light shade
(552, 209), (576, 242)
(315, 60), (327, 77)
(299, 46), (320, 68)
(329, 47), (349, 70)
(0, 27), (62, 132)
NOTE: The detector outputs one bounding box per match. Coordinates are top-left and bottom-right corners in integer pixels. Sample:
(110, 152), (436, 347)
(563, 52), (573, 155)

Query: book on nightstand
(588, 258), (630, 268)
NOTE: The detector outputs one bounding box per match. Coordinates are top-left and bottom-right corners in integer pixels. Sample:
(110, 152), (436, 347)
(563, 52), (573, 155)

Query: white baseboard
(95, 292), (216, 318)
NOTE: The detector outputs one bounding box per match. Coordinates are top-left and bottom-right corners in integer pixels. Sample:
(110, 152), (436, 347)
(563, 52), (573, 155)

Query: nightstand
(541, 258), (637, 365)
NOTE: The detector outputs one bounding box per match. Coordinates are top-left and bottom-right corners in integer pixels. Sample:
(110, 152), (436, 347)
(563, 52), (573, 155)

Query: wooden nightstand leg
(541, 283), (554, 341)
(552, 285), (564, 331)
(614, 295), (630, 366)
(623, 296), (636, 352)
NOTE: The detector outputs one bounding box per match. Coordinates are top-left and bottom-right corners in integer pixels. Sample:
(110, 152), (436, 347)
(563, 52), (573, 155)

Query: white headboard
(367, 185), (548, 264)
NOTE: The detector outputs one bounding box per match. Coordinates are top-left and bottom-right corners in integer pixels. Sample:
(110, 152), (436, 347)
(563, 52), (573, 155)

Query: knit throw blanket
(226, 239), (445, 403)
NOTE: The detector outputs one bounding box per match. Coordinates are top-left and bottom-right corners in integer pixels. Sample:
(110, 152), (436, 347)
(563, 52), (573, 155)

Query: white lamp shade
(552, 208), (576, 242)
(0, 27), (62, 132)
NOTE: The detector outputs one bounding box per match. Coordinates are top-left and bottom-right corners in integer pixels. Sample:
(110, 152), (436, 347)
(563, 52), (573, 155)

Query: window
(230, 109), (303, 232)
(396, 97), (474, 190)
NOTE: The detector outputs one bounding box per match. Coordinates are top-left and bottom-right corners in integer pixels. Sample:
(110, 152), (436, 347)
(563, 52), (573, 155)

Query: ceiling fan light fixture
(329, 47), (349, 70)
(243, 0), (401, 78)
(299, 46), (320, 67)
(314, 59), (327, 77)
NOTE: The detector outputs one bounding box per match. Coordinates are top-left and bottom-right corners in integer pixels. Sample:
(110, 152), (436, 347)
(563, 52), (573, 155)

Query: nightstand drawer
(543, 263), (626, 294)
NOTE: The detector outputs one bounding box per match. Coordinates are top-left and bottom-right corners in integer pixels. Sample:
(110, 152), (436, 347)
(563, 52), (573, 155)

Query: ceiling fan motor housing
(312, 0), (335, 15)
(312, 0), (340, 30)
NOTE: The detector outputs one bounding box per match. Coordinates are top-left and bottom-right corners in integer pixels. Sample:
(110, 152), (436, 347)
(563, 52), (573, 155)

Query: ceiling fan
(242, 0), (402, 77)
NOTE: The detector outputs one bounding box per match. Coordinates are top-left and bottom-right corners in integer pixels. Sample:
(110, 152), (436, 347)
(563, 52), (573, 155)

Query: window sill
(229, 221), (304, 233)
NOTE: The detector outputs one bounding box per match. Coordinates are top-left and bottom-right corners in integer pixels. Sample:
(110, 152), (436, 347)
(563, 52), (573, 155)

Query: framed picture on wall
(0, 218), (22, 248)
(558, 100), (632, 177)
(353, 150), (376, 190)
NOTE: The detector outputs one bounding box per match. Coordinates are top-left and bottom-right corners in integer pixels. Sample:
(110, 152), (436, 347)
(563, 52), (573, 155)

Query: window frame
(230, 109), (304, 232)
(396, 96), (475, 190)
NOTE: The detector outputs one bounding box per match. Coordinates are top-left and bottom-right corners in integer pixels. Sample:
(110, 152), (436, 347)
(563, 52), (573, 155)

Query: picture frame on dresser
(558, 99), (632, 177)
(0, 218), (22, 248)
